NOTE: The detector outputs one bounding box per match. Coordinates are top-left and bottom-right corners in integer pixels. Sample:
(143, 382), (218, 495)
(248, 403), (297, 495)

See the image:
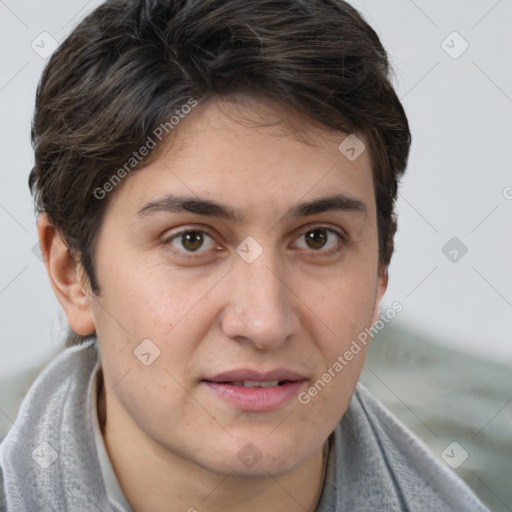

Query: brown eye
(181, 231), (204, 251)
(305, 229), (328, 249)
(294, 228), (342, 252)
(168, 230), (216, 253)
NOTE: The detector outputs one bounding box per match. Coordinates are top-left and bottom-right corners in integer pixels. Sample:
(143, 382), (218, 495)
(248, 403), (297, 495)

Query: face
(88, 96), (386, 477)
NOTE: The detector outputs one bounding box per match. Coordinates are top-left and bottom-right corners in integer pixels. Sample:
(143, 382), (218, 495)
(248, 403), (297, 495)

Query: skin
(39, 96), (387, 512)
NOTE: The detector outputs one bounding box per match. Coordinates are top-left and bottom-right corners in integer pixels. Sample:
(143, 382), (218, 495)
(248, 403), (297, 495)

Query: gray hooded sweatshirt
(0, 339), (490, 511)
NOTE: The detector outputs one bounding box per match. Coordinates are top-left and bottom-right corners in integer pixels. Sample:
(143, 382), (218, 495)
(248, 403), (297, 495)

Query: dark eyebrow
(288, 194), (367, 219)
(135, 195), (245, 222)
(134, 193), (367, 222)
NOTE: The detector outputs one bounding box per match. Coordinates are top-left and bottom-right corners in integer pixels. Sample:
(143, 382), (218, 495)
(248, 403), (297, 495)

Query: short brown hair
(29, 0), (411, 345)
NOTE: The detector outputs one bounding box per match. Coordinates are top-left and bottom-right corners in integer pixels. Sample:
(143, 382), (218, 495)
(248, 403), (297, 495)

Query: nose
(219, 247), (301, 350)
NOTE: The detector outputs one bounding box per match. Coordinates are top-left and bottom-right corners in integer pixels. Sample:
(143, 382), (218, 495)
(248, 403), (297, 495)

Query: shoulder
(1, 339), (99, 440)
(334, 383), (490, 511)
(0, 338), (98, 443)
(0, 338), (108, 511)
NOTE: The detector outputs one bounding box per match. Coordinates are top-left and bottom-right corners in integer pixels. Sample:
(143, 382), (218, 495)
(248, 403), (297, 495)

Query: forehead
(104, 96), (376, 222)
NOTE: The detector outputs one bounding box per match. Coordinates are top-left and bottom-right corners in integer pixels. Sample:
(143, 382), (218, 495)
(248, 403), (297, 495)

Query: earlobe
(37, 213), (95, 336)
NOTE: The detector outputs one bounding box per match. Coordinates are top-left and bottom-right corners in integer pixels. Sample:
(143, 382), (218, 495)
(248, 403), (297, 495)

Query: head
(31, 0), (410, 479)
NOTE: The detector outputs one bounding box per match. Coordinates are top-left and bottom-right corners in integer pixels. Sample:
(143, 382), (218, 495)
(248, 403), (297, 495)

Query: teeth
(232, 380), (280, 388)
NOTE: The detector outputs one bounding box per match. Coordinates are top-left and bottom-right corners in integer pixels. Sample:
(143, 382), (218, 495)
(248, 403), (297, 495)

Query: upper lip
(204, 369), (306, 383)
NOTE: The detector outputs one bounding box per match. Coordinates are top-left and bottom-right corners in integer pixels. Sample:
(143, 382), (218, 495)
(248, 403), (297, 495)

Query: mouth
(202, 369), (307, 411)
(229, 380), (286, 387)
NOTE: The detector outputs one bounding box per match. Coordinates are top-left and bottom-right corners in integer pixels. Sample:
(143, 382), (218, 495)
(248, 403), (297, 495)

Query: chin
(213, 434), (313, 478)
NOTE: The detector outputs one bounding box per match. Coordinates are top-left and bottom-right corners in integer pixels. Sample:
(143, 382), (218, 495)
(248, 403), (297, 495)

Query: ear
(37, 213), (95, 336)
(371, 267), (388, 325)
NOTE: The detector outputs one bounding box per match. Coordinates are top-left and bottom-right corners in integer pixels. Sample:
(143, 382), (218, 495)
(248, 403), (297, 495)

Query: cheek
(294, 347), (367, 447)
(92, 260), (228, 399)
(95, 254), (223, 340)
(296, 339), (369, 437)
(295, 264), (376, 406)
(302, 265), (378, 342)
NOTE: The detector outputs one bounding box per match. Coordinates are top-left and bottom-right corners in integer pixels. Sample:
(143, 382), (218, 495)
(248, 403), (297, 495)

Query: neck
(98, 378), (329, 512)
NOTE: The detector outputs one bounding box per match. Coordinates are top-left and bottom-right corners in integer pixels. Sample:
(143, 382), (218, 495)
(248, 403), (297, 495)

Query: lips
(205, 369), (306, 383)
(202, 369), (307, 411)
(231, 380), (281, 387)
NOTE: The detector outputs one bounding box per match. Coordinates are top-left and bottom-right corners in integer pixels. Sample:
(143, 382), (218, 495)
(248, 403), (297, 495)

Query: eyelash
(163, 225), (347, 259)
(291, 227), (346, 256)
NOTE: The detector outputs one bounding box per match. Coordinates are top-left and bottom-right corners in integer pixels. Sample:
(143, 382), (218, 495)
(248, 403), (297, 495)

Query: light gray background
(1, 0), (511, 378)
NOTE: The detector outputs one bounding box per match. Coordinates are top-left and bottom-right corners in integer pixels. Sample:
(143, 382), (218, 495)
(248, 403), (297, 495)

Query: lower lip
(203, 380), (306, 411)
